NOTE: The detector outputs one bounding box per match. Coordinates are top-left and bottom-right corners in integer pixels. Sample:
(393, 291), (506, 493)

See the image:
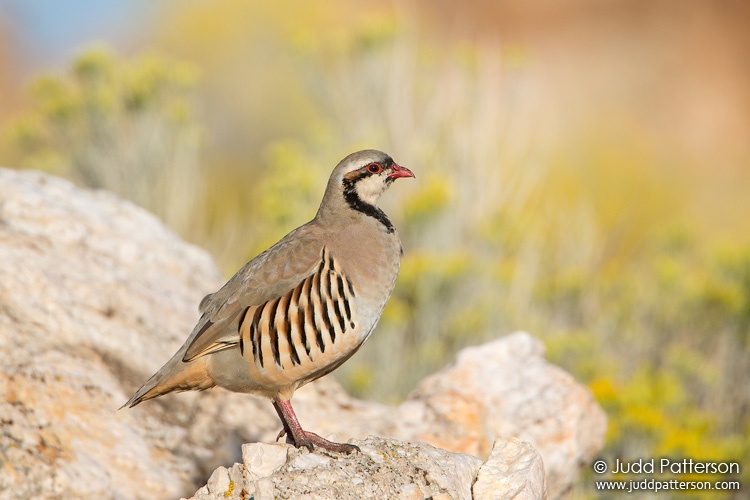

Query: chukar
(123, 150), (414, 453)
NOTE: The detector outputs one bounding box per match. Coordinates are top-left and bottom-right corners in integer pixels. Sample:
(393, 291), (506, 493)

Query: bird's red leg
(272, 399), (359, 454)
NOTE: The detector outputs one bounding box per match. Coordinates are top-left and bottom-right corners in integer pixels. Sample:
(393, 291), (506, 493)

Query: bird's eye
(366, 163), (382, 174)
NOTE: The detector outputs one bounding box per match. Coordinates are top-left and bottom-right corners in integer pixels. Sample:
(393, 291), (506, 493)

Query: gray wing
(182, 222), (325, 362)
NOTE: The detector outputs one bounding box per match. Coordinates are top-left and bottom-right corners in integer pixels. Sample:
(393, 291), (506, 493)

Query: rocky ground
(0, 168), (606, 499)
(189, 437), (542, 500)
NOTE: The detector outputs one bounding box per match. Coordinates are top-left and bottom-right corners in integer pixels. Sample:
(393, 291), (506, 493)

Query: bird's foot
(272, 399), (359, 454)
(276, 427), (359, 454)
(296, 430), (360, 454)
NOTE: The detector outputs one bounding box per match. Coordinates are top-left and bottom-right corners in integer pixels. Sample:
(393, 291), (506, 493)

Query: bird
(122, 150), (414, 454)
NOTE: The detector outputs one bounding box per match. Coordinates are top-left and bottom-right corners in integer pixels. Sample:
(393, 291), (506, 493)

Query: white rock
(255, 478), (276, 500)
(473, 438), (547, 500)
(397, 482), (425, 500)
(206, 466), (231, 495)
(413, 443), (483, 500)
(242, 442), (289, 480)
(189, 485), (209, 499)
(291, 452), (332, 470)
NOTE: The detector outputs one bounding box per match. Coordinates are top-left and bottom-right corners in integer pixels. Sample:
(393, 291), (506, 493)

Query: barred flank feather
(235, 247), (358, 373)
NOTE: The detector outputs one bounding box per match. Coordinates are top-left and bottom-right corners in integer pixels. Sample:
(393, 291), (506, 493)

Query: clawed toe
(283, 430), (357, 454)
(301, 431), (359, 454)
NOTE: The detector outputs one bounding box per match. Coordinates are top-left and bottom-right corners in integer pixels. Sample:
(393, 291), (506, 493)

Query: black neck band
(342, 178), (395, 233)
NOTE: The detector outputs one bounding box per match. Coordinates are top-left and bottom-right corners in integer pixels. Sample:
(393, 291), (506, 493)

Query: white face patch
(354, 172), (388, 206)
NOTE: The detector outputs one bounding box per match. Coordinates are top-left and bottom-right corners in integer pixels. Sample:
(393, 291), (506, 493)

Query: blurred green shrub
(7, 47), (203, 237)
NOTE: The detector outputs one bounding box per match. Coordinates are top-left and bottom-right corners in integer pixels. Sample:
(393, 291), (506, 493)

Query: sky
(1, 0), (156, 70)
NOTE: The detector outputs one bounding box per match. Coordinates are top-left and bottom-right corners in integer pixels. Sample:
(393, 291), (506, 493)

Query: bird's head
(325, 149), (414, 211)
(316, 150), (414, 229)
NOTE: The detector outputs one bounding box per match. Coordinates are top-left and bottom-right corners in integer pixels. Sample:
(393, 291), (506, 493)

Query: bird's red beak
(387, 163), (415, 180)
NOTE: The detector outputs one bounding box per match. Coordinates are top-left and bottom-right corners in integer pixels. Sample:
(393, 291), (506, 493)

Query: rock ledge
(187, 436), (545, 500)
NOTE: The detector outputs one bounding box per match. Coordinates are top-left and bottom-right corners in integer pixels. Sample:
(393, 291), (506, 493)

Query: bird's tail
(120, 357), (214, 409)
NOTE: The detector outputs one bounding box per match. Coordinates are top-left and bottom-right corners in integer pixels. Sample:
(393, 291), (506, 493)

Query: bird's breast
(231, 238), (401, 395)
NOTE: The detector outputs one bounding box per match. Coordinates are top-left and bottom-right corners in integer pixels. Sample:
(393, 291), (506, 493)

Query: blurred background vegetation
(2, 1), (748, 497)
